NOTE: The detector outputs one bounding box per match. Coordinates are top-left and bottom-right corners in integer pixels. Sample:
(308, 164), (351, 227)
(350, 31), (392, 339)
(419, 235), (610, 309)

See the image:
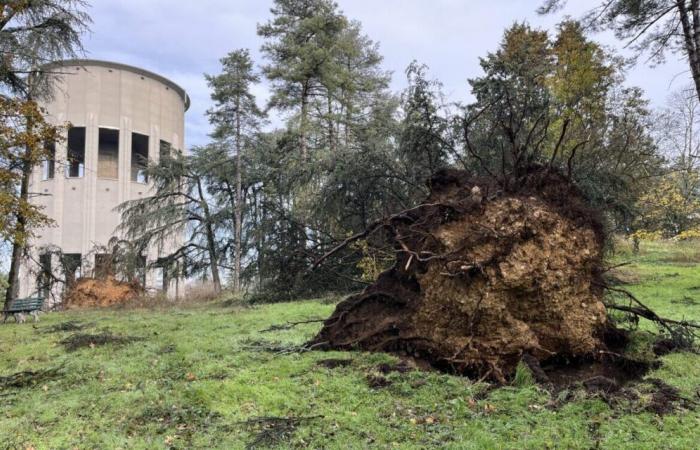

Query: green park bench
(2, 297), (45, 323)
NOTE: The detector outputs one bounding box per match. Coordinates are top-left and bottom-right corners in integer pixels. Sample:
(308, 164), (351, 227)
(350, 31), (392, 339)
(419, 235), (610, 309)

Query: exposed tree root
(311, 167), (610, 382)
(603, 284), (700, 333)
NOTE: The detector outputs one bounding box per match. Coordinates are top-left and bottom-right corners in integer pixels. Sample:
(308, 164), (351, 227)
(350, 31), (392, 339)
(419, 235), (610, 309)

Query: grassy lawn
(1, 240), (700, 449)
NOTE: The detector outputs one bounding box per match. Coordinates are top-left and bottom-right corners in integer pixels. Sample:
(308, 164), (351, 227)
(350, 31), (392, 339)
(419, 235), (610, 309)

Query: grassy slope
(1, 241), (700, 449)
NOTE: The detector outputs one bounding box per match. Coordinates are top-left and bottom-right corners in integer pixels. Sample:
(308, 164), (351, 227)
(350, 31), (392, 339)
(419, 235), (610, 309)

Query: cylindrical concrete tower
(19, 60), (190, 302)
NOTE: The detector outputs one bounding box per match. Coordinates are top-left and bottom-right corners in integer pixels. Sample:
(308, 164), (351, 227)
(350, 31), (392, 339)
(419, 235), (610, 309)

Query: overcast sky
(82, 0), (690, 149)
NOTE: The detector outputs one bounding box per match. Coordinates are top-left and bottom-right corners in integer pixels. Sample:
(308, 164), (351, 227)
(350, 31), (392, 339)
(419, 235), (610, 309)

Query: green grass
(1, 240), (700, 449)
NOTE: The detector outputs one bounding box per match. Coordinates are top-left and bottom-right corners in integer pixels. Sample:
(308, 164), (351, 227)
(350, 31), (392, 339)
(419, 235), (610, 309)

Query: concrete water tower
(18, 60), (190, 302)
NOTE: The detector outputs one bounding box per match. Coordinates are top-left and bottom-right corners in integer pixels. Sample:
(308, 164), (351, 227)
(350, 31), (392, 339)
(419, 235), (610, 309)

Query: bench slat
(3, 297), (44, 313)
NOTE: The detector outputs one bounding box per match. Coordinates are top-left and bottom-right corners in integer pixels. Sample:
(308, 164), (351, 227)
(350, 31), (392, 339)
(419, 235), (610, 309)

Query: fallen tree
(310, 167), (630, 382)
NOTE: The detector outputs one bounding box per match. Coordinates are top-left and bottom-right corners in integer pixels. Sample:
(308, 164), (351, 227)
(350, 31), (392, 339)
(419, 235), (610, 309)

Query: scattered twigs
(601, 261), (633, 273)
(259, 318), (326, 333)
(59, 332), (143, 352)
(0, 365), (64, 390)
(41, 320), (92, 334)
(600, 283), (700, 338)
(237, 415), (323, 450)
(240, 339), (328, 355)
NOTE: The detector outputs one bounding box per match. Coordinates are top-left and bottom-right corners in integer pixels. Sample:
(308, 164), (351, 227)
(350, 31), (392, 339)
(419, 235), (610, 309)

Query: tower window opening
(159, 140), (172, 160)
(94, 253), (113, 279)
(37, 253), (52, 299)
(66, 127), (85, 178)
(98, 128), (119, 179)
(62, 253), (82, 287)
(131, 133), (149, 183)
(42, 140), (56, 180)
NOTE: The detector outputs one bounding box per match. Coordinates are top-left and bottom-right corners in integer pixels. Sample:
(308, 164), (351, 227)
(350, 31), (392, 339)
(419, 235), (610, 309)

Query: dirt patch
(542, 355), (657, 392)
(63, 276), (142, 309)
(60, 332), (142, 352)
(653, 338), (679, 356)
(527, 347), (698, 416)
(311, 167), (609, 382)
(376, 360), (416, 374)
(316, 358), (353, 369)
(643, 378), (693, 415)
(366, 373), (392, 389)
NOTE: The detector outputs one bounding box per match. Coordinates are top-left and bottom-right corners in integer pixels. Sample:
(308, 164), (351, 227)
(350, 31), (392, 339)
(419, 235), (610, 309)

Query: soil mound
(63, 276), (142, 309)
(311, 167), (610, 382)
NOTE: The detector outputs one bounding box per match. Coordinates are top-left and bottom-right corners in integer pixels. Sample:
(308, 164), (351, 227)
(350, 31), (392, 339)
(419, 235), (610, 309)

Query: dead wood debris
(236, 415), (323, 450)
(239, 339), (328, 355)
(60, 332), (142, 352)
(41, 321), (93, 334)
(258, 318), (326, 333)
(0, 366), (63, 390)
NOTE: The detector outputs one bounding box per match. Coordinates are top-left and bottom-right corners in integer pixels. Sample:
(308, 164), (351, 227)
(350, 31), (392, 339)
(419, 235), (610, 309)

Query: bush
(630, 230), (663, 241)
(674, 228), (700, 241)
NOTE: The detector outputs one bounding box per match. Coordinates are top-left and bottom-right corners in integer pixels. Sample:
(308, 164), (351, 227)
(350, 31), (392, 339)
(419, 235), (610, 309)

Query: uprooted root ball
(311, 168), (610, 382)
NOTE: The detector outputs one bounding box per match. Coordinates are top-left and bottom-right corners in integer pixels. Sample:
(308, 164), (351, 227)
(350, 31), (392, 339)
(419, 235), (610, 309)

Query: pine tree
(205, 49), (264, 293)
(117, 151), (226, 293)
(258, 0), (346, 159)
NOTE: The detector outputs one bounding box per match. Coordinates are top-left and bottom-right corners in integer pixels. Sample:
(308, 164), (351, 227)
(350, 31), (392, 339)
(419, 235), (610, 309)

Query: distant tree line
(117, 0), (686, 301)
(4, 0), (700, 304)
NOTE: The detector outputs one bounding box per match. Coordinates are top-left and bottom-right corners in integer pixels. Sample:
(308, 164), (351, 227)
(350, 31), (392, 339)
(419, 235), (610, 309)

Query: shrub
(630, 230), (663, 241)
(674, 228), (700, 241)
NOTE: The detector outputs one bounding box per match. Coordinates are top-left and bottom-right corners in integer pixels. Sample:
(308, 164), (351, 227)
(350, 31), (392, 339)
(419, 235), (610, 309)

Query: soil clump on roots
(62, 276), (142, 309)
(311, 167), (613, 383)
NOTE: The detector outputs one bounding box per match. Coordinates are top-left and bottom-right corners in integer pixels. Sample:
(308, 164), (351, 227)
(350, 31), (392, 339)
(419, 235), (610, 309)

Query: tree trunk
(300, 81), (309, 159)
(4, 108), (34, 310)
(327, 92), (336, 154)
(255, 188), (265, 288)
(678, 1), (700, 102)
(234, 96), (243, 293)
(195, 176), (221, 293)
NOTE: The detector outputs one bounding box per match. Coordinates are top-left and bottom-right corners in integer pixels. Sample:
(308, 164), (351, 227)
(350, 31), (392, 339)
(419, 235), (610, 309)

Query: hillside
(1, 240), (700, 449)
